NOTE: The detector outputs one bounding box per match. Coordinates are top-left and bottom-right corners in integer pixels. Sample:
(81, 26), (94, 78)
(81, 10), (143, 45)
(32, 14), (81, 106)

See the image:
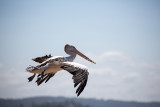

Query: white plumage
(26, 44), (95, 96)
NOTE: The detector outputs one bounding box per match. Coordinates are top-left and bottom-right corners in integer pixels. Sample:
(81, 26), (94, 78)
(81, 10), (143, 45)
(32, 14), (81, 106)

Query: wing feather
(36, 73), (55, 86)
(32, 54), (52, 63)
(45, 73), (55, 83)
(61, 62), (89, 96)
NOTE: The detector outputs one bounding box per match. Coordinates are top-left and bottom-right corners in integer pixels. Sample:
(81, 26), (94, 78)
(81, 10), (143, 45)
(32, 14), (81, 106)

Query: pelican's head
(65, 44), (96, 64)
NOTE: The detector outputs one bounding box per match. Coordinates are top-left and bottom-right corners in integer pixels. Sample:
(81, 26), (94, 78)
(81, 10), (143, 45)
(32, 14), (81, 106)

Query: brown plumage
(32, 54), (52, 63)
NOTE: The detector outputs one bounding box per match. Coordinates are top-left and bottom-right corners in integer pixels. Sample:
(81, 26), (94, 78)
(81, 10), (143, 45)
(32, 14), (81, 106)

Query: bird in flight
(26, 44), (96, 96)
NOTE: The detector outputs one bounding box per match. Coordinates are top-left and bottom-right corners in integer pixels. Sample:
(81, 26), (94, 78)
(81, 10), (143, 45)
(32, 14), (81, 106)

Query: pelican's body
(28, 56), (65, 74)
(26, 44), (96, 96)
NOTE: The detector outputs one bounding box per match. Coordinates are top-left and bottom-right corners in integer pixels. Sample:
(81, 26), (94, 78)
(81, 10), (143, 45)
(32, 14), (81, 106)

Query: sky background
(0, 0), (160, 102)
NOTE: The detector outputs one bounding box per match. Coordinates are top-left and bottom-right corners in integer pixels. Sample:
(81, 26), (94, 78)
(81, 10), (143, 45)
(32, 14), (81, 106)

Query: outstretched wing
(61, 62), (89, 96)
(32, 54), (52, 63)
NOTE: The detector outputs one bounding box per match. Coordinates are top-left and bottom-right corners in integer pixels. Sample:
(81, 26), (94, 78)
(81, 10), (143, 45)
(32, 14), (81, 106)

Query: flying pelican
(26, 44), (96, 96)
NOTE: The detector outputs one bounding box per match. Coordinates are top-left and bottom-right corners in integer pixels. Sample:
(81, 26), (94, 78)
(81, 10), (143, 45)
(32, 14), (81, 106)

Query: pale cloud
(94, 51), (132, 63)
(84, 51), (160, 71)
(134, 62), (160, 71)
(123, 72), (139, 78)
(0, 68), (28, 89)
(89, 68), (116, 75)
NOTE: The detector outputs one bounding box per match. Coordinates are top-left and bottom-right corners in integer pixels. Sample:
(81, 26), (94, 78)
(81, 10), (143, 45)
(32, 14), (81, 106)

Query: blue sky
(0, 0), (160, 102)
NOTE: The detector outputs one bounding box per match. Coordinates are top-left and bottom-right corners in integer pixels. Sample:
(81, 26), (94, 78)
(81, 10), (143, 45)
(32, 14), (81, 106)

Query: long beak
(74, 48), (96, 64)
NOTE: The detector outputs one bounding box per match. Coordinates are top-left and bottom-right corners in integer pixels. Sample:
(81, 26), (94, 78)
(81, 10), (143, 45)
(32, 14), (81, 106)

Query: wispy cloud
(98, 52), (132, 64)
(89, 68), (116, 75)
(84, 51), (160, 71)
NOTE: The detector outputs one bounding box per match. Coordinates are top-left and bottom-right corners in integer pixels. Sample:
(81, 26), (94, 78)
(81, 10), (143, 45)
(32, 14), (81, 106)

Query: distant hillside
(0, 96), (160, 107)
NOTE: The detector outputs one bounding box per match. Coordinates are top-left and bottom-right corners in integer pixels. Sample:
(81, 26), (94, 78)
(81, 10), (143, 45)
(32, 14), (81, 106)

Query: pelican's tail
(26, 65), (38, 73)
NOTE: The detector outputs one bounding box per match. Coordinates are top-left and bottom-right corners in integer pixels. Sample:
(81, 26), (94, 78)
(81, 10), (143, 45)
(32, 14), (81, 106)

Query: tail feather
(26, 65), (38, 72)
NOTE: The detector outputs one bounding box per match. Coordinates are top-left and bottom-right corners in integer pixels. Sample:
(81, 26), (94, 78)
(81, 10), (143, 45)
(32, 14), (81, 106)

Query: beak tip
(75, 48), (96, 64)
(91, 61), (96, 64)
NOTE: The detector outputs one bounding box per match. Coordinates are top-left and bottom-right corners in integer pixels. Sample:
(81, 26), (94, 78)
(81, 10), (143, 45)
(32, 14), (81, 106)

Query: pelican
(26, 44), (96, 96)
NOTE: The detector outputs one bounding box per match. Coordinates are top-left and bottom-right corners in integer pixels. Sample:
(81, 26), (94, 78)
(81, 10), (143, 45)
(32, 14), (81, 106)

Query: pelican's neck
(65, 53), (76, 62)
